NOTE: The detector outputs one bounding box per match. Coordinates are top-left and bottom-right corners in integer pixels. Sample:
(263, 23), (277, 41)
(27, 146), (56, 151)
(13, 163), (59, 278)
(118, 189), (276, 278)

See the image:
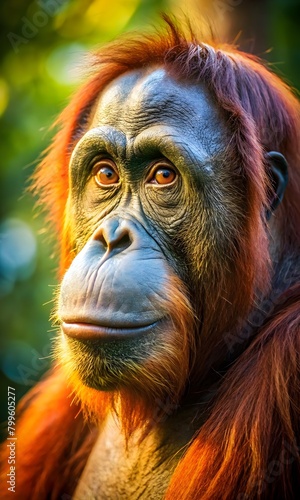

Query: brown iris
(93, 160), (119, 186)
(149, 164), (177, 185)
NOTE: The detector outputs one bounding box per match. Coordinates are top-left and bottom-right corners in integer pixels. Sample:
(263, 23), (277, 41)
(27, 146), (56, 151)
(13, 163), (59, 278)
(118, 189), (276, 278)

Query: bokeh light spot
(0, 218), (37, 296)
(45, 43), (87, 85)
(1, 340), (42, 385)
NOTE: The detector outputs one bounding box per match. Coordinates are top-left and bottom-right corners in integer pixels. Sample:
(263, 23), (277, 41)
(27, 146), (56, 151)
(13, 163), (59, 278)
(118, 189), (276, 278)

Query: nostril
(97, 228), (131, 254)
(93, 218), (134, 255)
(114, 233), (131, 251)
(98, 233), (108, 250)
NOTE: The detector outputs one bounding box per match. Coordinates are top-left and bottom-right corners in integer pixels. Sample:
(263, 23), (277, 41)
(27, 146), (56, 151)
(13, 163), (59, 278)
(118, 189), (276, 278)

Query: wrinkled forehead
(90, 68), (227, 140)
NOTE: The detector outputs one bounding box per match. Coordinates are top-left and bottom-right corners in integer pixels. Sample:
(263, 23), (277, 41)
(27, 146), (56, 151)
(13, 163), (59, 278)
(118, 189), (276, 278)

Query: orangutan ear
(266, 151), (288, 219)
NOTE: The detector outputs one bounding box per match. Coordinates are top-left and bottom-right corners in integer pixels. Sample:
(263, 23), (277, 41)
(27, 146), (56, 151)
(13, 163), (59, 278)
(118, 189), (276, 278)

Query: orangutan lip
(61, 321), (160, 340)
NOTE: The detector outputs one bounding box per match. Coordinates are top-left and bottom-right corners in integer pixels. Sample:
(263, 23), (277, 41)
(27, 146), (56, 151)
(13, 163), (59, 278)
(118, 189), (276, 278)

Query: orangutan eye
(147, 163), (177, 186)
(93, 159), (119, 186)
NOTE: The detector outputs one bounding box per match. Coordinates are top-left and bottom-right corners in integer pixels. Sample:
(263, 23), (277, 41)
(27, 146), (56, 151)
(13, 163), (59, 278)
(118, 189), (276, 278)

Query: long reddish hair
(1, 17), (300, 499)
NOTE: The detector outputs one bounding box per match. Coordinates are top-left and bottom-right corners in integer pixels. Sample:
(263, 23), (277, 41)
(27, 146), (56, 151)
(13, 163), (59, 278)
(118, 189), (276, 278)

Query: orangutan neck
(74, 405), (199, 499)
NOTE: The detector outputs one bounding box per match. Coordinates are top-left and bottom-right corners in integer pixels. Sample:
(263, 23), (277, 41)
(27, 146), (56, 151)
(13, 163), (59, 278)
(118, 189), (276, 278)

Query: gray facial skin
(58, 68), (232, 389)
(58, 72), (232, 499)
(90, 67), (227, 159)
(58, 67), (289, 389)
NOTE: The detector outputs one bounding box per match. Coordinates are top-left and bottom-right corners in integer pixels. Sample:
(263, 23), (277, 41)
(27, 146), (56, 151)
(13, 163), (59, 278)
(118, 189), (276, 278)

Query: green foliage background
(0, 0), (299, 427)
